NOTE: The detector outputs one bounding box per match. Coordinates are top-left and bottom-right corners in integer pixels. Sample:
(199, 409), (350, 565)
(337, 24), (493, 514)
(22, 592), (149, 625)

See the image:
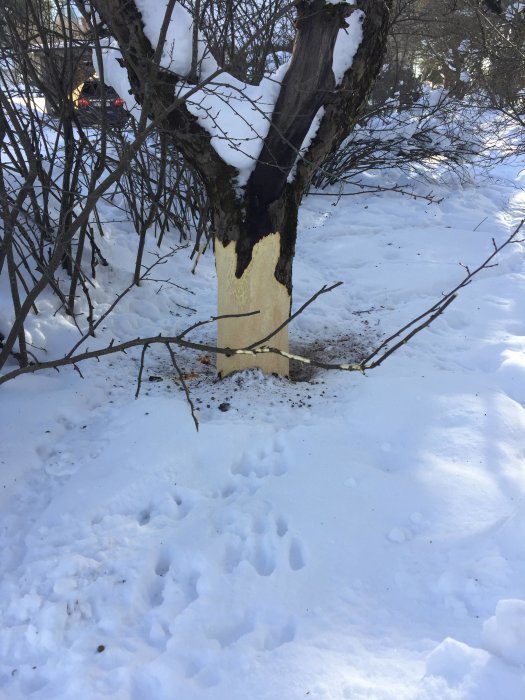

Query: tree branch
(3, 216), (522, 393)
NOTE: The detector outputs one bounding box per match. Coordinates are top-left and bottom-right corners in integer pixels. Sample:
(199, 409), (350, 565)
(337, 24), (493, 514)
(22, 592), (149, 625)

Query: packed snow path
(1, 162), (525, 699)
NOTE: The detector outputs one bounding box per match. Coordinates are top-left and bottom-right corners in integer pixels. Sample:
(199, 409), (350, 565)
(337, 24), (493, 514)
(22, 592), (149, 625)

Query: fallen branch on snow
(1, 218), (523, 429)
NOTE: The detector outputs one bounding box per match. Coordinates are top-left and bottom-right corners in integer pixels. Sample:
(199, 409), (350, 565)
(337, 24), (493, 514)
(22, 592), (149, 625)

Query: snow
(97, 41), (140, 120)
(288, 106), (325, 182)
(100, 0), (289, 187)
(332, 9), (364, 86)
(506, 2), (525, 21)
(134, 0), (199, 77)
(183, 64), (289, 186)
(2, 121), (525, 698)
(133, 0), (217, 80)
(482, 599), (525, 666)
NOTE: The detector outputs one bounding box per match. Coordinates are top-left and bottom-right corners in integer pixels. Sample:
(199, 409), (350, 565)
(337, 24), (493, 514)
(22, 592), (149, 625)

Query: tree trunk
(212, 185), (298, 377)
(211, 1), (351, 377)
(216, 232), (291, 377)
(88, 0), (393, 379)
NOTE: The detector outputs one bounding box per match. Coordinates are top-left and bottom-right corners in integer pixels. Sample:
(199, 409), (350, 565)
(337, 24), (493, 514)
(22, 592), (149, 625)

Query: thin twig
(135, 342), (150, 398)
(167, 343), (199, 430)
(244, 281), (343, 350)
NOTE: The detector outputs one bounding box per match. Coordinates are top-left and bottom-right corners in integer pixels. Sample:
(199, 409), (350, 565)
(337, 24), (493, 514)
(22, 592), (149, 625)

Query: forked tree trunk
(211, 0), (352, 377)
(88, 0), (392, 378)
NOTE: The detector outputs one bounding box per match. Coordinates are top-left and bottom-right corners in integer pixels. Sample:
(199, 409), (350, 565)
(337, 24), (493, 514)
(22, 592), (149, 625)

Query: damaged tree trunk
(87, 0), (392, 377)
(215, 232), (292, 376)
(212, 0), (390, 376)
(188, 2), (336, 376)
(213, 185), (300, 377)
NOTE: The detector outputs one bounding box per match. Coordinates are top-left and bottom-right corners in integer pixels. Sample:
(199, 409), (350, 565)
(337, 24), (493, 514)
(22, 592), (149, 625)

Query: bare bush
(0, 0), (203, 371)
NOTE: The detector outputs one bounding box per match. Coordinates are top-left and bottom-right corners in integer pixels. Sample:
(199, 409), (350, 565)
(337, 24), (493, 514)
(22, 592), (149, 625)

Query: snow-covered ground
(1, 157), (525, 699)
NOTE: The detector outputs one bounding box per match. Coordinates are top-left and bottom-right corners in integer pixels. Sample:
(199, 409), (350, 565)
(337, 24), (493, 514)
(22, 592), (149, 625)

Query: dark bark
(293, 0), (393, 193)
(238, 0), (391, 289)
(230, 0), (353, 288)
(246, 1), (351, 220)
(481, 0), (502, 14)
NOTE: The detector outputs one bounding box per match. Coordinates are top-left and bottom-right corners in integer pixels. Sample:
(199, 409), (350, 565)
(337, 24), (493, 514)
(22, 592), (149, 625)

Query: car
(73, 79), (129, 128)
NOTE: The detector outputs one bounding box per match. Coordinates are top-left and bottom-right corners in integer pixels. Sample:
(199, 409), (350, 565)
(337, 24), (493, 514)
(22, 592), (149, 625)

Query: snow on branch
(332, 8), (364, 85)
(182, 65), (290, 186)
(135, 0), (216, 78)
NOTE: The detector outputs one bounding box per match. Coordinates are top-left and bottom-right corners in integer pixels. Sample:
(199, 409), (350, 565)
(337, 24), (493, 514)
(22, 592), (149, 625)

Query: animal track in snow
(149, 550), (200, 615)
(225, 535), (276, 576)
(171, 491), (193, 520)
(184, 659), (221, 688)
(44, 452), (80, 476)
(149, 578), (165, 607)
(207, 613), (255, 648)
(276, 515), (288, 538)
(155, 552), (171, 577)
(39, 412), (111, 477)
(263, 618), (296, 650)
(220, 482), (236, 499)
(137, 509), (151, 526)
(230, 437), (288, 479)
(205, 612), (296, 654)
(222, 509), (305, 577)
(135, 491), (192, 527)
(288, 539), (306, 571)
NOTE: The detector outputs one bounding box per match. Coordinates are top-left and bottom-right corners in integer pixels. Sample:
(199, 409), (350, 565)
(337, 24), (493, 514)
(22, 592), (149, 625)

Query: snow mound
(497, 349), (525, 406)
(482, 599), (525, 666)
(496, 497), (525, 560)
(420, 600), (525, 700)
(422, 634), (525, 700)
(425, 637), (489, 686)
